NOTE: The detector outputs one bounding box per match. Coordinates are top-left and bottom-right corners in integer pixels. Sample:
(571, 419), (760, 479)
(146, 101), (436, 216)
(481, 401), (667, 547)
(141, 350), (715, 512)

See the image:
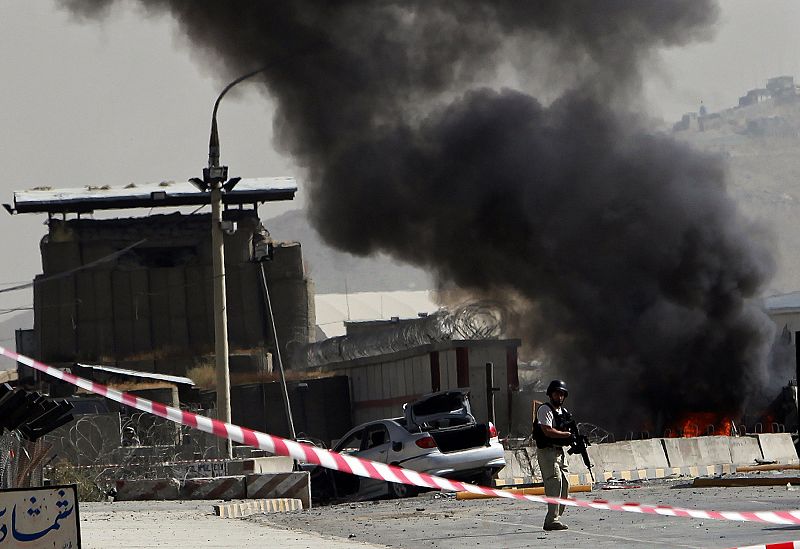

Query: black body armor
(533, 402), (573, 449)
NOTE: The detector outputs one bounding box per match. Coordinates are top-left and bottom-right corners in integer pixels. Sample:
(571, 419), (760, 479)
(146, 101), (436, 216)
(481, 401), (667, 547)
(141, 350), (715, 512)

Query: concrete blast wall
(496, 434), (797, 486)
(756, 433), (800, 464)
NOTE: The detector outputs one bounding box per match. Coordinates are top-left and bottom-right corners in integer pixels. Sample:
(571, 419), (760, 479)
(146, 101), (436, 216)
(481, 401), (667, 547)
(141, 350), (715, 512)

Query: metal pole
(197, 66), (276, 459)
(212, 183), (232, 459)
(259, 262), (297, 440)
(795, 332), (800, 428)
(485, 362), (496, 425)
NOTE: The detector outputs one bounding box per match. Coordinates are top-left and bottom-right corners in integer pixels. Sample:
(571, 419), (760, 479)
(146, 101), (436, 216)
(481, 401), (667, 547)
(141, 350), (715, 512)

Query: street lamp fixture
(190, 67), (266, 459)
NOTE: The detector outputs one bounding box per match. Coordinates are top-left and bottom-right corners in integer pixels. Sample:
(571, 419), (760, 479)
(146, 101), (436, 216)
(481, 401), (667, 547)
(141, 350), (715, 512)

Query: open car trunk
(429, 423), (489, 453)
(404, 390), (490, 453)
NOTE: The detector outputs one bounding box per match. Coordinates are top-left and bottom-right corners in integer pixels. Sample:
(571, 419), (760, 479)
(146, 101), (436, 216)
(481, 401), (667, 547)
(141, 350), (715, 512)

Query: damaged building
(7, 178), (315, 391)
(7, 178), (524, 449)
(303, 305), (522, 437)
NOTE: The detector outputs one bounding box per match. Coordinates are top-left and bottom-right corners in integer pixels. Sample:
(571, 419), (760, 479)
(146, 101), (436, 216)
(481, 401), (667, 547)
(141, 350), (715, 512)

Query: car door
(355, 423), (392, 499)
(330, 428), (365, 497)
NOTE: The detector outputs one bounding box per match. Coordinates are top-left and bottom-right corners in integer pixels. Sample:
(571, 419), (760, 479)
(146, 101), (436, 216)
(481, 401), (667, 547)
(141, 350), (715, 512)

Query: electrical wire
(0, 239), (147, 295)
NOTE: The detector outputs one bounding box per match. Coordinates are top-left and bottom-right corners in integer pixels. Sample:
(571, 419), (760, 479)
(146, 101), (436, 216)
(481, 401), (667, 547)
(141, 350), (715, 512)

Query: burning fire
(667, 413), (735, 438)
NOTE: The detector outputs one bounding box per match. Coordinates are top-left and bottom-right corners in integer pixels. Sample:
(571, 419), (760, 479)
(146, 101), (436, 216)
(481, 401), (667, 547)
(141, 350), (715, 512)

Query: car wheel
(476, 469), (495, 487)
(388, 481), (418, 499)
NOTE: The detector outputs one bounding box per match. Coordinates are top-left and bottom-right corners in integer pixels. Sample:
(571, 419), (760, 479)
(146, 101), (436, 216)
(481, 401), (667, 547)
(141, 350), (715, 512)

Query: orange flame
(668, 412), (734, 437)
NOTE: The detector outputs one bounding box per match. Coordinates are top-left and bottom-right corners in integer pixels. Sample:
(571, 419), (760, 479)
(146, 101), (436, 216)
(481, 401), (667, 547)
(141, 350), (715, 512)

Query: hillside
(673, 94), (800, 294)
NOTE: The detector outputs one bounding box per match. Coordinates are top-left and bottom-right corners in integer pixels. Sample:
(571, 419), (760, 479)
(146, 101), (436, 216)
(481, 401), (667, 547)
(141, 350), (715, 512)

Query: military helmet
(546, 379), (569, 397)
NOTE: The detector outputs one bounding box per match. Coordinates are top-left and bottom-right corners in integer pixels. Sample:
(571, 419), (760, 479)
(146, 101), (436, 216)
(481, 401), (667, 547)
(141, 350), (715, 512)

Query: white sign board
(0, 485), (79, 548)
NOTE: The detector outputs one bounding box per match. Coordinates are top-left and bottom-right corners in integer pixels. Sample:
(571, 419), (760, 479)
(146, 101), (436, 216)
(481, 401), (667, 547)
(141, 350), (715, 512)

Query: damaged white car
(315, 390), (505, 500)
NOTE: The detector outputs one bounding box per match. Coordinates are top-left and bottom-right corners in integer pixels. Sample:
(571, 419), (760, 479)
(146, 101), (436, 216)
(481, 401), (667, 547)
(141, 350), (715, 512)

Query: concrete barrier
(180, 476), (246, 500)
(497, 435), (752, 485)
(228, 456), (294, 475)
(589, 437), (734, 481)
(582, 439), (671, 482)
(590, 441), (637, 476)
(630, 439), (670, 470)
(115, 478), (179, 501)
(495, 448), (539, 486)
(696, 436), (733, 465)
(214, 498), (303, 518)
(589, 439), (674, 481)
(499, 449), (525, 478)
(588, 440), (668, 481)
(662, 437), (698, 468)
(663, 436), (727, 463)
(246, 472), (311, 509)
(661, 437), (740, 478)
(756, 433), (799, 464)
(728, 436), (763, 465)
(566, 450), (590, 474)
(565, 451), (595, 485)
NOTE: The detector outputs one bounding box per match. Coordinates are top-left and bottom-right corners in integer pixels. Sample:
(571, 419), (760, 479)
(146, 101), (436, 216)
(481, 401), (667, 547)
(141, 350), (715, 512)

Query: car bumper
(400, 441), (505, 479)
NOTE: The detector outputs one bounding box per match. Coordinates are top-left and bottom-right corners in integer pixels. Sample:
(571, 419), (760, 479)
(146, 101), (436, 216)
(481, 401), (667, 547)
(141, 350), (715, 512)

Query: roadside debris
(601, 479), (642, 490)
(456, 484), (592, 500)
(737, 463), (800, 473)
(693, 477), (800, 488)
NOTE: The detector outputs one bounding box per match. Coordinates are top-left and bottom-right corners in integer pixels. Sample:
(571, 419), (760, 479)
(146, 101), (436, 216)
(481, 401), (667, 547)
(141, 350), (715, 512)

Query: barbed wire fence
(0, 431), (50, 490)
(40, 411), (223, 500)
(306, 300), (507, 366)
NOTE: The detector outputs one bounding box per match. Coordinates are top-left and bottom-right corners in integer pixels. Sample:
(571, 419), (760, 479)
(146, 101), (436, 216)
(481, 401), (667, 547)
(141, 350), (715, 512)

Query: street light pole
(210, 179), (231, 459)
(191, 68), (265, 460)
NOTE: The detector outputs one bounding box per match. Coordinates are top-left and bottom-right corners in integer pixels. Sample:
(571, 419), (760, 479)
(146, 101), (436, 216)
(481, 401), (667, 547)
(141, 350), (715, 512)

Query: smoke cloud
(61, 0), (776, 431)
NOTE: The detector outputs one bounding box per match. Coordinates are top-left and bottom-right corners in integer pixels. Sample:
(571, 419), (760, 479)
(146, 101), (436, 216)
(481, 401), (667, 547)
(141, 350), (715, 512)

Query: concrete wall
(496, 435), (790, 487)
(261, 242), (315, 368)
(231, 376), (352, 446)
(757, 433), (799, 464)
(663, 438), (712, 468)
(589, 441), (638, 473)
(631, 439), (670, 469)
(321, 339), (520, 434)
(661, 436), (754, 469)
(464, 345), (514, 432)
(729, 436), (763, 465)
(115, 472), (311, 508)
(33, 211), (314, 380)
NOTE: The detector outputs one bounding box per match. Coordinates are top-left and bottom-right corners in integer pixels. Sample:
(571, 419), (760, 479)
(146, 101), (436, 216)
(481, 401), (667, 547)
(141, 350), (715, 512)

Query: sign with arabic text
(0, 484), (79, 548)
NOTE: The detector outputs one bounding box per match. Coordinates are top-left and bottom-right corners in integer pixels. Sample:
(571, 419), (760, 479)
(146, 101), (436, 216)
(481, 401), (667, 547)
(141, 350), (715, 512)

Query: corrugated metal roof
(763, 291), (800, 312)
(8, 176), (296, 214)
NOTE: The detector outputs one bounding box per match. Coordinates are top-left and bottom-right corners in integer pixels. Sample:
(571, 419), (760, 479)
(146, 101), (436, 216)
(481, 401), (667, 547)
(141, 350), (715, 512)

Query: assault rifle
(564, 418), (595, 483)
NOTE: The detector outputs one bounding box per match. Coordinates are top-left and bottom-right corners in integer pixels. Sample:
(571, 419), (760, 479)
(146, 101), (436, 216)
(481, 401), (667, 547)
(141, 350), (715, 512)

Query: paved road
(79, 500), (386, 549)
(256, 479), (800, 549)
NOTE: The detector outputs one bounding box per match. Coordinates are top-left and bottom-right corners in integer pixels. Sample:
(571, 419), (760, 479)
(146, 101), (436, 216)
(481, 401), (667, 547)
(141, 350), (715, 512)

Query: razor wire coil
(305, 300), (506, 366)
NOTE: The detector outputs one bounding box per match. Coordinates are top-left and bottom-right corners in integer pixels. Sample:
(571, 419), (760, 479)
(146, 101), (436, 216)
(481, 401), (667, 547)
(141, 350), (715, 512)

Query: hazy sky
(0, 0), (798, 317)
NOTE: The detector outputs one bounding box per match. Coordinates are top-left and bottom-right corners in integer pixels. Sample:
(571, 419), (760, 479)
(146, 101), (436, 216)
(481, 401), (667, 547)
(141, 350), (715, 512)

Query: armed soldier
(532, 379), (574, 531)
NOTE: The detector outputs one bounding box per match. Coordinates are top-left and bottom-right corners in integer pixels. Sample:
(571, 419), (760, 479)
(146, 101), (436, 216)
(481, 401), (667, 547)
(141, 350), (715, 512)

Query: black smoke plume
(61, 1), (776, 431)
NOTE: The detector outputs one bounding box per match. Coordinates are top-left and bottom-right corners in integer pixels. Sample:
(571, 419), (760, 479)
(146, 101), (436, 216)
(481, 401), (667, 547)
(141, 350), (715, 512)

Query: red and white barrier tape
(7, 346), (800, 525)
(728, 541), (800, 549)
